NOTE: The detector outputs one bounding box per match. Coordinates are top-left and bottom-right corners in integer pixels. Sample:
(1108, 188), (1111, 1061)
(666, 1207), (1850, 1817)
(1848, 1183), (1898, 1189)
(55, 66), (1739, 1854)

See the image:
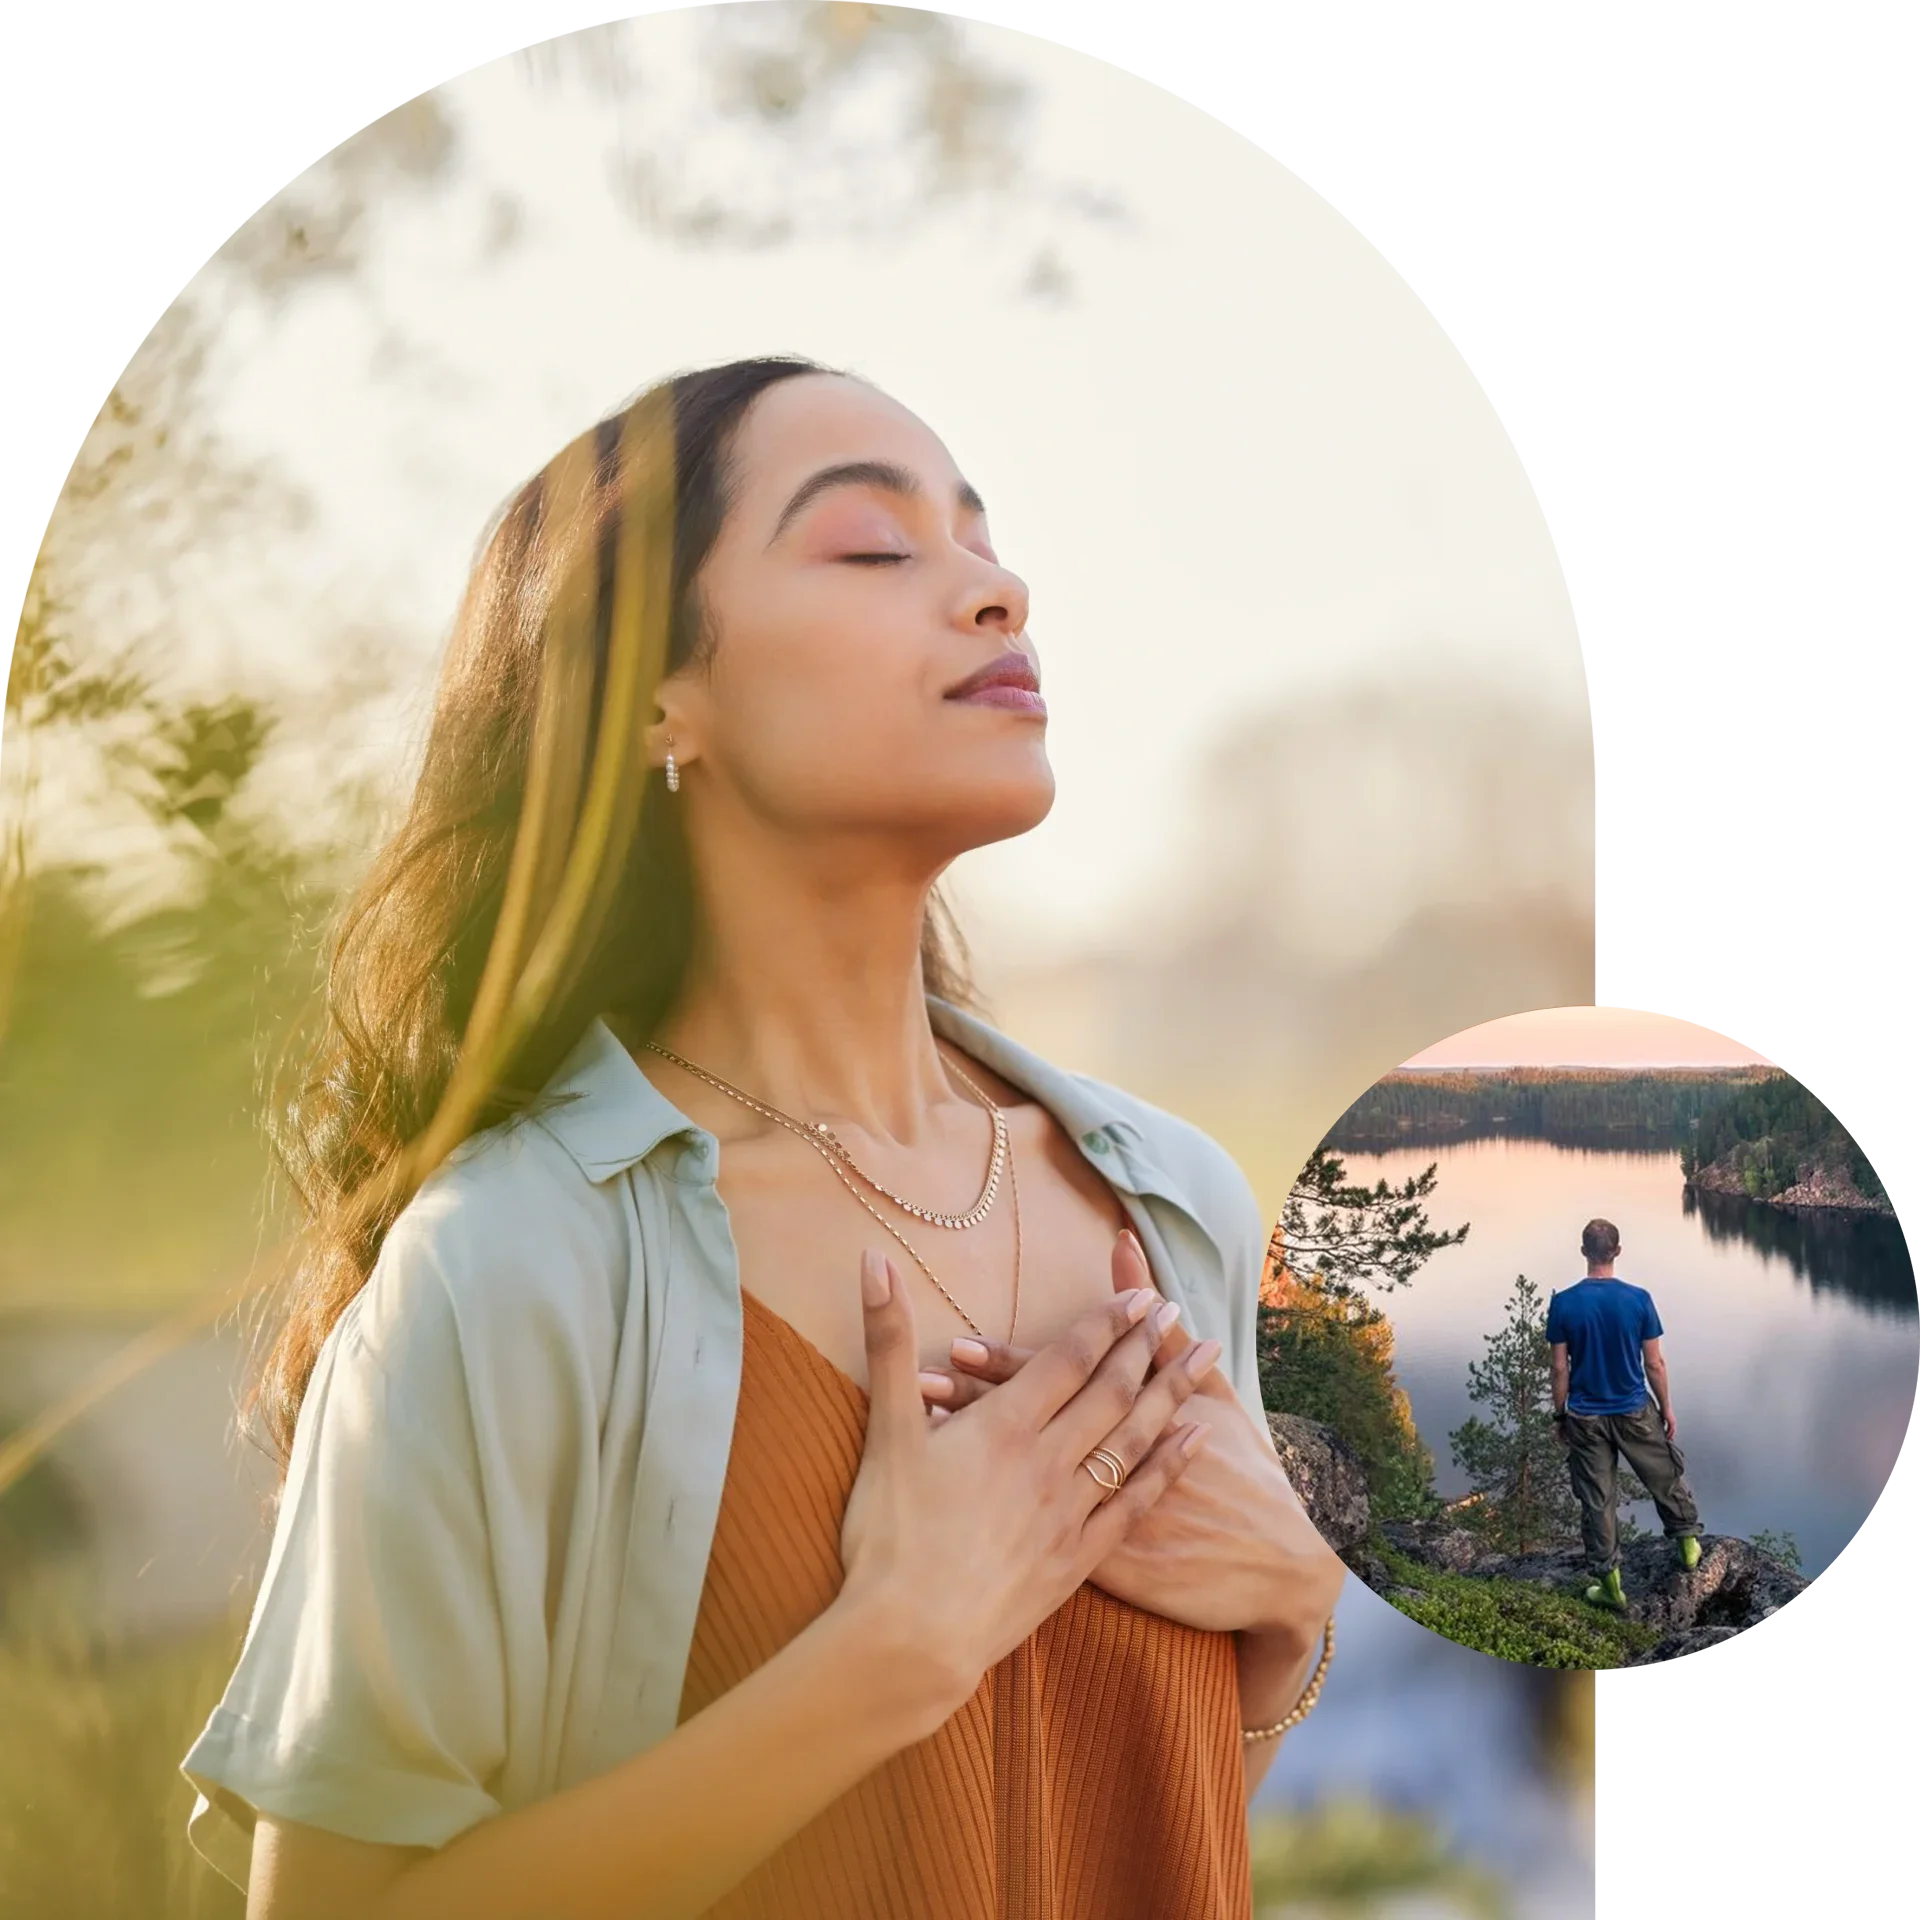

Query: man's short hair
(1581, 1218), (1621, 1263)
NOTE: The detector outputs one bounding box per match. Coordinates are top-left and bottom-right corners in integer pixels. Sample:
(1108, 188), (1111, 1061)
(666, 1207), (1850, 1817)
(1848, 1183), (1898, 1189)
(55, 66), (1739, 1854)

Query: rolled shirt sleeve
(181, 1209), (513, 1885)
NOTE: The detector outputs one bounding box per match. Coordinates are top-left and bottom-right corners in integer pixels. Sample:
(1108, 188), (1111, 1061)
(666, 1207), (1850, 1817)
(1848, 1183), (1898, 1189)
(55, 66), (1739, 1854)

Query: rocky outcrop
(1375, 1522), (1809, 1657)
(1686, 1158), (1888, 1212)
(1766, 1166), (1887, 1211)
(1268, 1413), (1811, 1665)
(1267, 1412), (1372, 1554)
(1682, 1159), (1750, 1200)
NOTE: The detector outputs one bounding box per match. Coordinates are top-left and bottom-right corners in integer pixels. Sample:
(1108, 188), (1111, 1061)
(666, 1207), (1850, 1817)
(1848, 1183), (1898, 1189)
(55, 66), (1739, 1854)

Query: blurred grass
(0, 1571), (246, 1920)
(1250, 1800), (1510, 1917)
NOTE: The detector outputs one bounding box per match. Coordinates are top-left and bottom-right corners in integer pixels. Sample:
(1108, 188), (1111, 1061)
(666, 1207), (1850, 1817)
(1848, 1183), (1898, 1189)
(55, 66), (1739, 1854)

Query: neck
(649, 813), (962, 1146)
(1586, 1262), (1616, 1279)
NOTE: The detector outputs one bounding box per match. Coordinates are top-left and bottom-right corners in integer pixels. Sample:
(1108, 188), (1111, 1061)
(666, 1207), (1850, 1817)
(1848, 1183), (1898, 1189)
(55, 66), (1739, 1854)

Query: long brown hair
(251, 356), (978, 1468)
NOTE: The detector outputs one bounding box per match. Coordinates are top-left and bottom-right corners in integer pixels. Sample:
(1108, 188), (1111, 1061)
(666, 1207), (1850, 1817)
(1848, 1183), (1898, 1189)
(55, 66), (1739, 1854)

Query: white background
(1597, 714), (1912, 1912)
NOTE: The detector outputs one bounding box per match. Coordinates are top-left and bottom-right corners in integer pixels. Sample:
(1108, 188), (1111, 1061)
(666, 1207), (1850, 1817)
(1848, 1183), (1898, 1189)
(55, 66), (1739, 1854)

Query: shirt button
(1083, 1130), (1110, 1154)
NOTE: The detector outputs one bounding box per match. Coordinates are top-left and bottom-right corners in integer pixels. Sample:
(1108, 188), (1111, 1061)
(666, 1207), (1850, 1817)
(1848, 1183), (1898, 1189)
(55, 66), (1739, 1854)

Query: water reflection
(1332, 1120), (1687, 1156)
(1684, 1186), (1917, 1319)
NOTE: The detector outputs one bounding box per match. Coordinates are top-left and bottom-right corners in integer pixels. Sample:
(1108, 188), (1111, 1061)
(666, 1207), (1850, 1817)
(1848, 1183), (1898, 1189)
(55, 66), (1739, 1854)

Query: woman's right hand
(836, 1248), (1207, 1737)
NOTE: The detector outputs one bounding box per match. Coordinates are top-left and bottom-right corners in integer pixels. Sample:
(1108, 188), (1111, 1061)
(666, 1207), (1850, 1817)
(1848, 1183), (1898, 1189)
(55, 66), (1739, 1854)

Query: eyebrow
(767, 459), (987, 544)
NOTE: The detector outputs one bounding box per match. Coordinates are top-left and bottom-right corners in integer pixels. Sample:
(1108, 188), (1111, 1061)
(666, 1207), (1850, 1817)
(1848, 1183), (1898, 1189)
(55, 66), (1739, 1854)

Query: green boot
(1677, 1534), (1702, 1572)
(1585, 1568), (1628, 1611)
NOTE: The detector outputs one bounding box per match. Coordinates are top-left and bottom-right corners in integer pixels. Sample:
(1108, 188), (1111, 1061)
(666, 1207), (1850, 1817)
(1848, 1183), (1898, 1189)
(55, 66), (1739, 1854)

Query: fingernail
(1121, 1226), (1145, 1257)
(1151, 1300), (1182, 1338)
(861, 1251), (891, 1308)
(918, 1370), (953, 1399)
(951, 1337), (990, 1366)
(928, 1406), (951, 1426)
(1180, 1422), (1208, 1454)
(1125, 1288), (1157, 1323)
(1185, 1337), (1222, 1378)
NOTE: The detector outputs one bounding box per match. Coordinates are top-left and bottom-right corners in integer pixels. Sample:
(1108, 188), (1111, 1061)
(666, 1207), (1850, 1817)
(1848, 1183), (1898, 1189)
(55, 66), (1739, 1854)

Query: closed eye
(840, 552), (910, 565)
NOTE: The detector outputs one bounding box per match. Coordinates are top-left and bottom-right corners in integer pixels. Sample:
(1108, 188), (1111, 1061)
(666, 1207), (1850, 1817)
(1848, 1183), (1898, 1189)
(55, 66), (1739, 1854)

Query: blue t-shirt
(1545, 1278), (1664, 1415)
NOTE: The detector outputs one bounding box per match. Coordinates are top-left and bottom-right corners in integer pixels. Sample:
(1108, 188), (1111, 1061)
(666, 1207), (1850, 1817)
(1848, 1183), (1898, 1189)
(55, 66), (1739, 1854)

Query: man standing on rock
(1548, 1218), (1704, 1611)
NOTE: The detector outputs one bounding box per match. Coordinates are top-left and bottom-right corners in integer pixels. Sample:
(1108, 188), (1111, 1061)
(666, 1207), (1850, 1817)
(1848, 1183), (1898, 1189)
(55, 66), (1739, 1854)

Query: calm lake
(1332, 1135), (1917, 1575)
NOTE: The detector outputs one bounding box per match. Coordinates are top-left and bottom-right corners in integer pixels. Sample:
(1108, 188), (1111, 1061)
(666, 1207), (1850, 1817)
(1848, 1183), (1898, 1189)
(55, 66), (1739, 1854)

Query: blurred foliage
(1249, 1799), (1509, 1918)
(0, 25), (526, 1331)
(520, 3), (1124, 281)
(2, 594), (322, 1312)
(216, 96), (460, 302)
(1373, 1542), (1659, 1671)
(1750, 1527), (1805, 1571)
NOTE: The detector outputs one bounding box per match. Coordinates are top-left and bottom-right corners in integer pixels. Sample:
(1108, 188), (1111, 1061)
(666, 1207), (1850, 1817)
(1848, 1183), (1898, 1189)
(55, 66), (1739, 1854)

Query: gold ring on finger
(1080, 1446), (1128, 1501)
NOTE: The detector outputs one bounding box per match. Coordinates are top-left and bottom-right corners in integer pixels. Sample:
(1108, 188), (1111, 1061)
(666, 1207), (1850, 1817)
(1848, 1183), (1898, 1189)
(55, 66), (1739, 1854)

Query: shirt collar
(527, 997), (1169, 1203)
(527, 1018), (700, 1182)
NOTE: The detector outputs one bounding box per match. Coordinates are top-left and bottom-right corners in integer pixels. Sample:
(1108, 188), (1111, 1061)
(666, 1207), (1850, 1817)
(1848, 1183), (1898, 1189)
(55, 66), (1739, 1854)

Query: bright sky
(1402, 1005), (1773, 1069)
(177, 12), (1584, 965)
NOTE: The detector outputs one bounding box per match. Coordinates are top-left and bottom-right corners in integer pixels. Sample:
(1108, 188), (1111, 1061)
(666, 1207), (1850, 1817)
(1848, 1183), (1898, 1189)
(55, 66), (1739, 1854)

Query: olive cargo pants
(1562, 1398), (1702, 1573)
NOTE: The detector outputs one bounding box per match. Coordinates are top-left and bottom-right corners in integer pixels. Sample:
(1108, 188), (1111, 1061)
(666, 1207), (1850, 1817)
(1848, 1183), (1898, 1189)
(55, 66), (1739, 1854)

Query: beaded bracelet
(1241, 1616), (1336, 1743)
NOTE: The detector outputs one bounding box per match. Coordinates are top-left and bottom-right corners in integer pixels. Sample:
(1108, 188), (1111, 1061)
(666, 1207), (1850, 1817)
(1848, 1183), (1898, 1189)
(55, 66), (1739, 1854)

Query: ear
(643, 695), (699, 772)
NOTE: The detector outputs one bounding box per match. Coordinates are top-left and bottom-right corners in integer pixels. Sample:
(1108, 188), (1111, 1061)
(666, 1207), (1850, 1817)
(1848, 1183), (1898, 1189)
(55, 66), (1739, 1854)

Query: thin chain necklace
(644, 1043), (1008, 1228)
(642, 1040), (1022, 1343)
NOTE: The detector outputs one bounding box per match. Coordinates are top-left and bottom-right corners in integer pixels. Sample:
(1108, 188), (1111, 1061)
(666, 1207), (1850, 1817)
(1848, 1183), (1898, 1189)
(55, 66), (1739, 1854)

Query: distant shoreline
(1383, 1065), (1778, 1082)
(1323, 1067), (1774, 1154)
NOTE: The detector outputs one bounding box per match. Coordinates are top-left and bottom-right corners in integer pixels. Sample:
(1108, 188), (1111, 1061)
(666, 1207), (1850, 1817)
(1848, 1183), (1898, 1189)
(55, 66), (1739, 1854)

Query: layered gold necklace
(644, 1040), (1022, 1343)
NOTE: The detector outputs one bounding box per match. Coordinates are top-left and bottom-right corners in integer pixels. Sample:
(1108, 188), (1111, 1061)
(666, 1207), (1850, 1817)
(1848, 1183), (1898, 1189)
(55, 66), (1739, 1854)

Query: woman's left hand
(918, 1232), (1345, 1640)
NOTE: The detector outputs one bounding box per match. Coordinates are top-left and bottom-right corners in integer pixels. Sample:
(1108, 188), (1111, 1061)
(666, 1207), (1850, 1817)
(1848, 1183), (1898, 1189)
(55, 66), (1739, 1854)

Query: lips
(945, 650), (1046, 716)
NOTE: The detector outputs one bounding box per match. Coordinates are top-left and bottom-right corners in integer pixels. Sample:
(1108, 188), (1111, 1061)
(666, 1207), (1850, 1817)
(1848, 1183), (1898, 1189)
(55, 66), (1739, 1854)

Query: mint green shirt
(180, 996), (1270, 1888)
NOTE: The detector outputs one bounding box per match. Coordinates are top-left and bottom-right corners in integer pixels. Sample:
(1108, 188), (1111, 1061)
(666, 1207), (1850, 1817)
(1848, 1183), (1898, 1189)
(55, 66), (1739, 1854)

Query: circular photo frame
(1260, 1005), (1916, 1669)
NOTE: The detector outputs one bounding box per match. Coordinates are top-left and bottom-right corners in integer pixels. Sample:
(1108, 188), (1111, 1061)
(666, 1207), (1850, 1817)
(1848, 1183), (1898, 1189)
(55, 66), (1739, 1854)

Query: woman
(181, 356), (1346, 1918)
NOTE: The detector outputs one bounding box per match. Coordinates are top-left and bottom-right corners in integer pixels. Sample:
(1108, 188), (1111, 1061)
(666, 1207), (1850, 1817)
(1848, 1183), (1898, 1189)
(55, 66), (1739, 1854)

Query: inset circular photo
(1258, 1006), (1916, 1668)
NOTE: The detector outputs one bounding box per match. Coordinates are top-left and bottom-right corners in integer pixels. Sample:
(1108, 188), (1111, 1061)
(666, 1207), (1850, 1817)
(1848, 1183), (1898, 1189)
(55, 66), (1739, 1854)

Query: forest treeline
(1683, 1073), (1890, 1208)
(1324, 1066), (1778, 1151)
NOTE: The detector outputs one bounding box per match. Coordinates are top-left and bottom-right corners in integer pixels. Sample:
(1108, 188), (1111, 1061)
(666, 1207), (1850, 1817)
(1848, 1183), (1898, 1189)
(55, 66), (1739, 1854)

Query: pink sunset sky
(1402, 1006), (1773, 1070)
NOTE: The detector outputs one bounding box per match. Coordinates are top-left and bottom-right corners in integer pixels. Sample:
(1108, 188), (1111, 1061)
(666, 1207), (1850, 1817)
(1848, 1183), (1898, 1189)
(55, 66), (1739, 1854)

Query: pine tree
(1260, 1146), (1468, 1519)
(1279, 1147), (1469, 1307)
(1448, 1273), (1580, 1551)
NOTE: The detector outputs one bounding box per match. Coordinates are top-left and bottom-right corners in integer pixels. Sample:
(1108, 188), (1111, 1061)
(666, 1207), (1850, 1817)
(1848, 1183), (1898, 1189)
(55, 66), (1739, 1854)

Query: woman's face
(660, 373), (1052, 865)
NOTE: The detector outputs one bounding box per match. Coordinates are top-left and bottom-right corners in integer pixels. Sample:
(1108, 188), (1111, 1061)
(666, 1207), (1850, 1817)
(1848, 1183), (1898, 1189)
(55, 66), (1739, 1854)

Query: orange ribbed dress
(675, 1286), (1252, 1920)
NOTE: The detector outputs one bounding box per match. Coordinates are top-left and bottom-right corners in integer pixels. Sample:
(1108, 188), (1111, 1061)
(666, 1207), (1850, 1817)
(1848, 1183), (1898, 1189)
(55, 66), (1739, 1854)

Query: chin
(899, 754), (1053, 851)
(952, 769), (1056, 849)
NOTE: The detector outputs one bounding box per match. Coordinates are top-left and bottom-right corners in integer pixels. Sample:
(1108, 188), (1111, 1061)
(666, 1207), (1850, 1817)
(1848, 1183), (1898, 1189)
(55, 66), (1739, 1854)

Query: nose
(960, 556), (1031, 640)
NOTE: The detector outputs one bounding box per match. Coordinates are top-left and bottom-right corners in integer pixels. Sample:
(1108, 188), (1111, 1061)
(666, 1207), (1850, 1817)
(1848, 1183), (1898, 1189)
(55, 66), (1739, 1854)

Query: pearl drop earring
(664, 739), (680, 793)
